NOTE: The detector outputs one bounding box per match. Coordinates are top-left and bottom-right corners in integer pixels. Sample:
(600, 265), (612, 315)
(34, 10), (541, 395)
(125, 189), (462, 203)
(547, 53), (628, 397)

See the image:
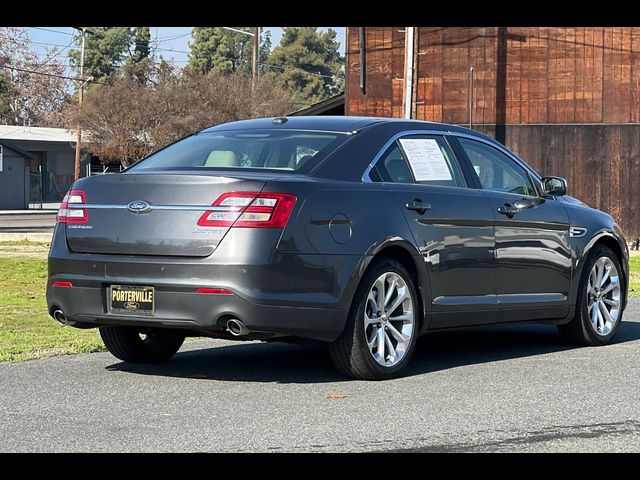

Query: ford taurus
(46, 116), (629, 380)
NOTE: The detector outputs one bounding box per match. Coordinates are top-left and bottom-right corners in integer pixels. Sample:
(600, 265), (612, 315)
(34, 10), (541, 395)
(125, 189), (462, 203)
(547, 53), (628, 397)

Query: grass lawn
(629, 256), (640, 298)
(0, 257), (103, 362)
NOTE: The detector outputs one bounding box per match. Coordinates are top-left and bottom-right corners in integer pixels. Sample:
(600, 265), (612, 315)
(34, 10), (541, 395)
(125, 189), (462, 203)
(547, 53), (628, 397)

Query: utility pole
(252, 27), (259, 91)
(74, 27), (86, 181)
(219, 27), (259, 90)
(402, 27), (415, 119)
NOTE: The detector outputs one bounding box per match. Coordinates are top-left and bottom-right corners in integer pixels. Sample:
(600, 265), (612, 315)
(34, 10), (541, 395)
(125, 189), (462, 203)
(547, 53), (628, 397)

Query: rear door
(369, 133), (497, 327)
(455, 136), (572, 321)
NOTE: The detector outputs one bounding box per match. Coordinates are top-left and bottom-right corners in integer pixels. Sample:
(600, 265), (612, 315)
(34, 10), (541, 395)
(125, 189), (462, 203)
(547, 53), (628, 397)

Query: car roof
(202, 116), (384, 133)
(201, 116), (498, 143)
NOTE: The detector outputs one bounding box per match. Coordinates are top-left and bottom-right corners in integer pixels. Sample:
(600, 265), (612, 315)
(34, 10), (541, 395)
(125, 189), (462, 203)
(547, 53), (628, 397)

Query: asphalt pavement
(0, 212), (56, 233)
(2, 301), (640, 452)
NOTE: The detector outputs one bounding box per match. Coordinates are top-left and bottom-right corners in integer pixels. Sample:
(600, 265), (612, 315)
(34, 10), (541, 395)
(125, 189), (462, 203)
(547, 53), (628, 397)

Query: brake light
(52, 281), (73, 288)
(197, 192), (297, 228)
(57, 189), (88, 224)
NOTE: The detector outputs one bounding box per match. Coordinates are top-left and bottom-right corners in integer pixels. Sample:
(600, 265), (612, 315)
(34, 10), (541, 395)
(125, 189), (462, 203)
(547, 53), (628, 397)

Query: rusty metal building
(346, 27), (640, 236)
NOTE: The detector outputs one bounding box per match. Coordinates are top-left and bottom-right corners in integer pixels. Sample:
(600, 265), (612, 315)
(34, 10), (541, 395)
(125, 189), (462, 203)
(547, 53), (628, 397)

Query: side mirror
(541, 176), (567, 196)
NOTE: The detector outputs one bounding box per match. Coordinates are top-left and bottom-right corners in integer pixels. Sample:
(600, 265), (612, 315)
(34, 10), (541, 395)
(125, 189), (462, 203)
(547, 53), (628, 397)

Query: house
(0, 125), (88, 209)
(345, 27), (640, 235)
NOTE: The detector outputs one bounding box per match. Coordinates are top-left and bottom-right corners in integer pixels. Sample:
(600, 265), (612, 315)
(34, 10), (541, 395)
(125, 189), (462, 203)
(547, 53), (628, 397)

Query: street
(1, 301), (640, 452)
(0, 213), (56, 233)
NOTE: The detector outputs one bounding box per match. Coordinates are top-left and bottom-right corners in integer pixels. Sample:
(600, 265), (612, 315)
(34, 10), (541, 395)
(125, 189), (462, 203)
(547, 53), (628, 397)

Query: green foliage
(69, 27), (134, 85)
(265, 27), (343, 108)
(0, 72), (13, 120)
(187, 27), (255, 75)
(123, 27), (152, 83)
(0, 257), (103, 363)
(629, 256), (640, 297)
(129, 27), (151, 65)
(258, 30), (272, 76)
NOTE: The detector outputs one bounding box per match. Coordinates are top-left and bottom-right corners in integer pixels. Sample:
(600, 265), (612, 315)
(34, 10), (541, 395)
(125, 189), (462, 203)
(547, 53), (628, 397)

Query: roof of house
(0, 125), (76, 143)
(289, 93), (345, 116)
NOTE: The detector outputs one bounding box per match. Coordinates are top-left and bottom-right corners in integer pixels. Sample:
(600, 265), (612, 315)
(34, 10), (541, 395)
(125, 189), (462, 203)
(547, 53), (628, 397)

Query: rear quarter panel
(271, 178), (430, 323)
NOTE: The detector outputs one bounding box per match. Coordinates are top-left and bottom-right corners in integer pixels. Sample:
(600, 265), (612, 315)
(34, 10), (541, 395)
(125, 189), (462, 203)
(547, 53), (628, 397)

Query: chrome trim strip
(497, 293), (567, 304)
(569, 226), (588, 238)
(432, 294), (497, 306)
(361, 128), (543, 192)
(80, 204), (237, 212)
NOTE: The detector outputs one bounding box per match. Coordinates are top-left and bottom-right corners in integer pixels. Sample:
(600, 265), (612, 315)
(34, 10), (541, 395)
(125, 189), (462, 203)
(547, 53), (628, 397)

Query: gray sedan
(46, 116), (629, 380)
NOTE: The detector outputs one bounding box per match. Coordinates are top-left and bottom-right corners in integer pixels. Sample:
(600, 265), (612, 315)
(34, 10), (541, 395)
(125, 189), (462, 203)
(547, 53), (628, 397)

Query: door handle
(497, 203), (519, 218)
(405, 199), (431, 214)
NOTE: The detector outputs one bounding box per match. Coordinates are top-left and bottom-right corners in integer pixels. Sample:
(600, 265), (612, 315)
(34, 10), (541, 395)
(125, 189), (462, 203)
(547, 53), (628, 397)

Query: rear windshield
(128, 129), (347, 173)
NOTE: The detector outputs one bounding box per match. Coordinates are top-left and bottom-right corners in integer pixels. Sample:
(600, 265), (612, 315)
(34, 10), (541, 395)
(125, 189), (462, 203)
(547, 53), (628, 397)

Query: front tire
(330, 258), (420, 380)
(99, 326), (185, 363)
(558, 245), (624, 346)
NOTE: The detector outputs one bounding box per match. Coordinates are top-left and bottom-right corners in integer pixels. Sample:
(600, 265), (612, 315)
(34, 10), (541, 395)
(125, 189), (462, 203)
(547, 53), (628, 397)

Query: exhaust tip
(53, 309), (68, 325)
(226, 318), (249, 337)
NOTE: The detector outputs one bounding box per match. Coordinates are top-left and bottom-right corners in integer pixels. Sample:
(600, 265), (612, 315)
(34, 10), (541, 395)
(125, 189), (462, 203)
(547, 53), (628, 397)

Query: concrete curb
(0, 232), (52, 242)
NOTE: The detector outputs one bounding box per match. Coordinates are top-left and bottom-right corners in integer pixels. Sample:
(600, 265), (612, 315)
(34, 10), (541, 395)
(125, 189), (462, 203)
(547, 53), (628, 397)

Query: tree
(64, 70), (293, 167)
(69, 27), (133, 85)
(187, 27), (253, 75)
(0, 27), (68, 126)
(123, 27), (152, 84)
(0, 72), (13, 121)
(257, 29), (272, 75)
(265, 27), (343, 108)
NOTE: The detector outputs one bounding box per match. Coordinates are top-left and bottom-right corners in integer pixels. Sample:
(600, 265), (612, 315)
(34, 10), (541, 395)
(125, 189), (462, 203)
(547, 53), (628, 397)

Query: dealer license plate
(109, 285), (155, 315)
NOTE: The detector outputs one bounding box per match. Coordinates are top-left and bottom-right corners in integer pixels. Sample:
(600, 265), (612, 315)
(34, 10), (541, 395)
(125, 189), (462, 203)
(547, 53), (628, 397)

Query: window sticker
(398, 139), (452, 181)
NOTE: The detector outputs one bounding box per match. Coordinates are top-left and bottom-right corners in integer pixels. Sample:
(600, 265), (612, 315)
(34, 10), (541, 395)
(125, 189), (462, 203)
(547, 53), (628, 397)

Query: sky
(23, 27), (346, 77)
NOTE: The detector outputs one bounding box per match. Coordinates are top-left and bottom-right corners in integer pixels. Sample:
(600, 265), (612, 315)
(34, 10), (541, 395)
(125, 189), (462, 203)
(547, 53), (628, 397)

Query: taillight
(57, 189), (88, 224)
(197, 192), (297, 228)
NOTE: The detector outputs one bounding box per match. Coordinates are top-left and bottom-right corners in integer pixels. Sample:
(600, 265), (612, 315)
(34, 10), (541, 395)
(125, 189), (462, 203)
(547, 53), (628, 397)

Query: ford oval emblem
(127, 200), (152, 214)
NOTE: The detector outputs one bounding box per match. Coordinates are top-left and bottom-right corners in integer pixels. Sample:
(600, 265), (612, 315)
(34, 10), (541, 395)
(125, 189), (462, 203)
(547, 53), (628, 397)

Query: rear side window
(374, 145), (414, 183)
(372, 135), (467, 188)
(129, 130), (346, 173)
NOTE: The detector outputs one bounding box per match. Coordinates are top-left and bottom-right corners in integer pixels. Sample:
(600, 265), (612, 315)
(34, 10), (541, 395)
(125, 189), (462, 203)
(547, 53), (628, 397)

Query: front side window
(129, 130), (346, 173)
(458, 137), (536, 196)
(371, 135), (467, 188)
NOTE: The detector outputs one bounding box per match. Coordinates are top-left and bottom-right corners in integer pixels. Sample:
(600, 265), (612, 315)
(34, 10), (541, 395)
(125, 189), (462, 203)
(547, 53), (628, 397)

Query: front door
(456, 137), (572, 322)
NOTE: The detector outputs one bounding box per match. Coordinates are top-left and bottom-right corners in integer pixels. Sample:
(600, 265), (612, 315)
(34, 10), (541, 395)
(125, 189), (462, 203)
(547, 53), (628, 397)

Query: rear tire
(99, 326), (185, 363)
(330, 258), (420, 380)
(558, 245), (624, 346)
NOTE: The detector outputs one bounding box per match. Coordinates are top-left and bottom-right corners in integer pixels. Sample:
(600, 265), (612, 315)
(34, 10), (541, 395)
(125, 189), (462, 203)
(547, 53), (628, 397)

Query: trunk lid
(65, 172), (273, 256)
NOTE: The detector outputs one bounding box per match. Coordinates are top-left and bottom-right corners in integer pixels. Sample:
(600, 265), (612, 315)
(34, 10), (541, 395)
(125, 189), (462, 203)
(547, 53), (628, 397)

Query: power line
(156, 31), (192, 42)
(30, 27), (74, 36)
(36, 39), (74, 68)
(155, 46), (335, 79)
(31, 40), (72, 48)
(0, 63), (82, 81)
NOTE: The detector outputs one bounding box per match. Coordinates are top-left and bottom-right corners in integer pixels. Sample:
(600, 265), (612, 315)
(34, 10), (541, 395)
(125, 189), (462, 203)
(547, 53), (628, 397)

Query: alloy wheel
(587, 256), (621, 336)
(364, 272), (415, 367)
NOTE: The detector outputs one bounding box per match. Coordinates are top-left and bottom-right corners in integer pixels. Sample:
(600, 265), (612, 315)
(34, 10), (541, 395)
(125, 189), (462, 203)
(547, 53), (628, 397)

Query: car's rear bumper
(47, 282), (347, 341)
(46, 226), (357, 342)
